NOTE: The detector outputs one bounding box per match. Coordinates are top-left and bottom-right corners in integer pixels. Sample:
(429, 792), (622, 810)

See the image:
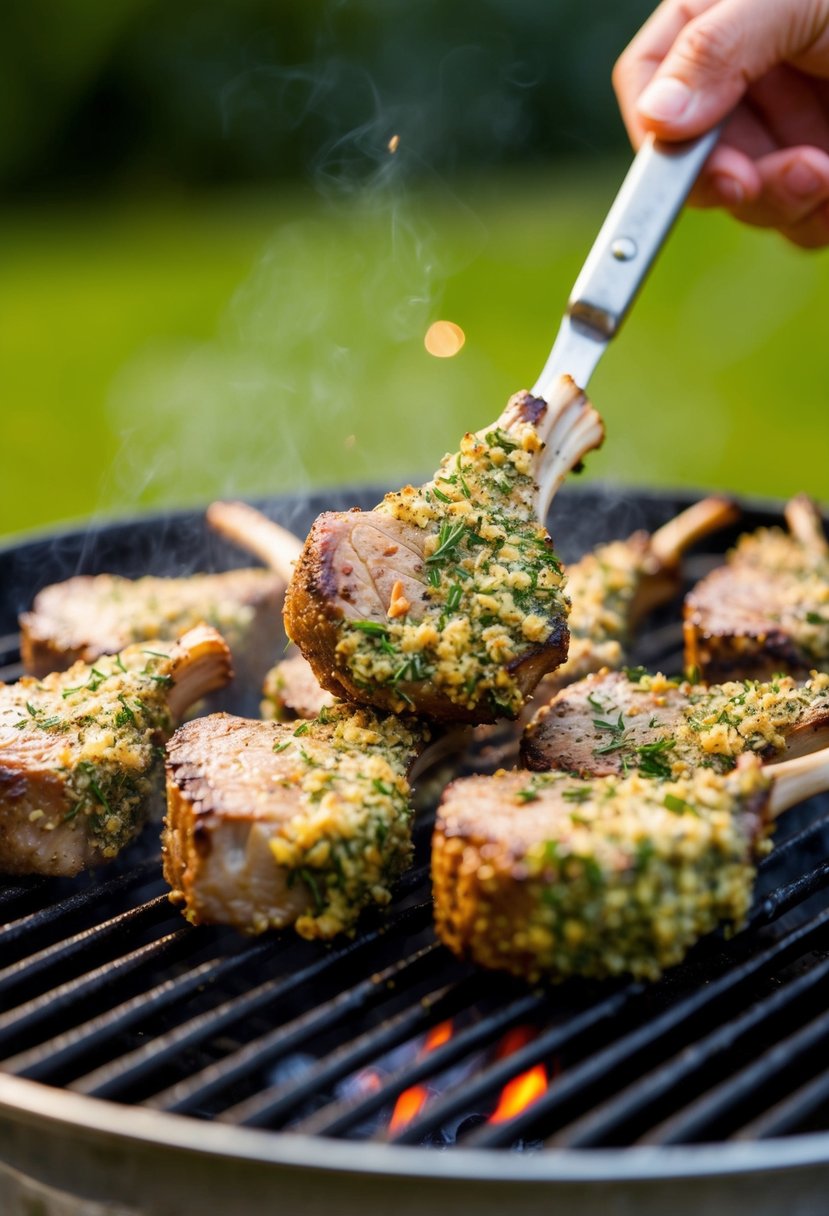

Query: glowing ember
(423, 1020), (453, 1051)
(424, 321), (465, 358)
(389, 1084), (429, 1132)
(388, 1019), (454, 1132)
(488, 1026), (548, 1124)
(388, 134), (400, 153)
(489, 1063), (547, 1124)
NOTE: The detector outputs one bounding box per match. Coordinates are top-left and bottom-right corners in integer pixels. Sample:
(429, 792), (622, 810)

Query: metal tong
(533, 127), (721, 398)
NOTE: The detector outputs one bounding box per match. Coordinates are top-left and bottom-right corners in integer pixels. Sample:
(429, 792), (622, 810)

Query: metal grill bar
(759, 811), (829, 870)
(222, 974), (480, 1129)
(736, 1066), (829, 1140)
(0, 859), (161, 950)
(0, 879), (46, 914)
(295, 989), (546, 1138)
(549, 946), (829, 1148)
(389, 986), (638, 1146)
(645, 996), (829, 1145)
(0, 926), (192, 1061)
(70, 899), (434, 1100)
(0, 892), (174, 1004)
(2, 940), (275, 1081)
(467, 905), (829, 1149)
(151, 939), (450, 1116)
(749, 859), (829, 926)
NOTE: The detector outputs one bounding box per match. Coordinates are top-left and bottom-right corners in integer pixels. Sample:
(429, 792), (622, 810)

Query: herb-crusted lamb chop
(163, 705), (431, 938)
(261, 654), (336, 722)
(522, 668), (829, 775)
(432, 746), (829, 983)
(534, 496), (738, 697)
(684, 495), (829, 682)
(0, 625), (232, 876)
(20, 544), (283, 713)
(284, 378), (604, 724)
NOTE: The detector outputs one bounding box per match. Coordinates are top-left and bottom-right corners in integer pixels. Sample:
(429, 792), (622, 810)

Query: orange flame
(488, 1026), (548, 1124)
(388, 1019), (454, 1133)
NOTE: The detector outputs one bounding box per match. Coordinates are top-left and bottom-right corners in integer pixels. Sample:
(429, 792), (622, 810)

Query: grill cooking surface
(3, 488), (829, 1159)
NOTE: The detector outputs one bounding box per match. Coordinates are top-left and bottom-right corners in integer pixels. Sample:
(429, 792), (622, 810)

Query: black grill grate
(3, 489), (829, 1158)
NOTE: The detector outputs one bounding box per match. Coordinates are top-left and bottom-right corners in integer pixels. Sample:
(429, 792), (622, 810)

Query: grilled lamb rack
(163, 705), (433, 938)
(522, 668), (829, 775)
(534, 496), (738, 698)
(284, 378), (604, 724)
(433, 745), (829, 983)
(20, 566), (282, 715)
(0, 625), (232, 876)
(684, 495), (829, 682)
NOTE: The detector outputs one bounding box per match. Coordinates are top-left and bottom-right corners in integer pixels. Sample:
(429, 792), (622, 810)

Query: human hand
(613, 0), (829, 247)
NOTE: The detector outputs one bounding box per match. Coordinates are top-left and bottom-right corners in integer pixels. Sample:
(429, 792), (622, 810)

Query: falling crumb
(424, 321), (465, 359)
(345, 434), (357, 449)
(388, 134), (400, 154)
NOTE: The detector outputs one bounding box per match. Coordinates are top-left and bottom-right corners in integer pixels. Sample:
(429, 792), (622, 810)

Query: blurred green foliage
(0, 0), (652, 194)
(1, 1), (826, 543)
(2, 165), (827, 540)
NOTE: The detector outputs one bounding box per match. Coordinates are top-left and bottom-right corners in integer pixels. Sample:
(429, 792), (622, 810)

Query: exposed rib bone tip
(650, 495), (740, 567)
(206, 500), (304, 581)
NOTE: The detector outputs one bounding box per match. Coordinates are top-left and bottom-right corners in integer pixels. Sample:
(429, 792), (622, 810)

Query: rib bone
(206, 501), (304, 582)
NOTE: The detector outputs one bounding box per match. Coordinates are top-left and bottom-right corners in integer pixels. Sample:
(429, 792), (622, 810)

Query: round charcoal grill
(2, 486), (829, 1216)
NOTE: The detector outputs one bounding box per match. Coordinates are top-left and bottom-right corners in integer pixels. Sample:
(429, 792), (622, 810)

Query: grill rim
(3, 484), (829, 1197)
(6, 1070), (829, 1184)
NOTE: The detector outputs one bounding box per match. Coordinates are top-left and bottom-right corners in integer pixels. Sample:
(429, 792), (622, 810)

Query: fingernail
(637, 77), (693, 122)
(783, 161), (822, 197)
(713, 175), (744, 206)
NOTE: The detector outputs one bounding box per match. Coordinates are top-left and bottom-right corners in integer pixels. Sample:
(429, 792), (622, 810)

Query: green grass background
(2, 162), (827, 542)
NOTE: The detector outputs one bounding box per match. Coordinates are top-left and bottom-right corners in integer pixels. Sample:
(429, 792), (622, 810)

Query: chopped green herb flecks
(337, 413), (568, 718)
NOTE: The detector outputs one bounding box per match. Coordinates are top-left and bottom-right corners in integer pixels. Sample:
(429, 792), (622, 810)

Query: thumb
(636, 0), (818, 136)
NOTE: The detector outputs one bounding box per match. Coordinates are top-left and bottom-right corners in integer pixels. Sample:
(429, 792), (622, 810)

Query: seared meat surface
(261, 652), (336, 721)
(523, 669), (829, 775)
(164, 705), (428, 938)
(20, 568), (283, 713)
(684, 495), (829, 681)
(433, 759), (772, 982)
(285, 378), (604, 723)
(0, 625), (232, 876)
(533, 496), (737, 699)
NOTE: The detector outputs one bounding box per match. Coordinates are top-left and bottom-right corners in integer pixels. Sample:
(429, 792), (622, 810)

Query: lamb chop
(433, 746), (829, 983)
(284, 378), (605, 724)
(534, 496), (738, 698)
(261, 654), (336, 721)
(19, 520), (287, 712)
(0, 625), (232, 876)
(522, 668), (829, 775)
(163, 705), (432, 939)
(684, 495), (829, 682)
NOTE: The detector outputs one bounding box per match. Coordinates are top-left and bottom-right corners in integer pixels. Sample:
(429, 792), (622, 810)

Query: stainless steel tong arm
(534, 126), (721, 398)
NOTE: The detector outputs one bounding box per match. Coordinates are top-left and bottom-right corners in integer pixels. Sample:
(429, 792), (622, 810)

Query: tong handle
(568, 127), (721, 339)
